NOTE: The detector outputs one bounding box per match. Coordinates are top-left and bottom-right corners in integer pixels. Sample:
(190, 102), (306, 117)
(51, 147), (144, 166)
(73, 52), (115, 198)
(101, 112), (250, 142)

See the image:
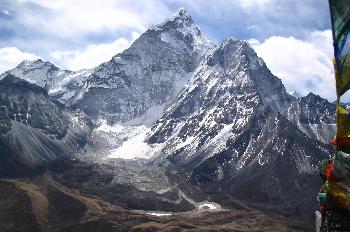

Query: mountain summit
(151, 8), (213, 53)
(0, 59), (92, 104)
(73, 8), (214, 124)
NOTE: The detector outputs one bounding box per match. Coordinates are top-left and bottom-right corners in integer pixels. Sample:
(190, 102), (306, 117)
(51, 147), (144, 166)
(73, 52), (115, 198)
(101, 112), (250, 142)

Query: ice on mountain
(108, 126), (154, 160)
(125, 104), (166, 127)
(0, 59), (92, 104)
(96, 119), (125, 134)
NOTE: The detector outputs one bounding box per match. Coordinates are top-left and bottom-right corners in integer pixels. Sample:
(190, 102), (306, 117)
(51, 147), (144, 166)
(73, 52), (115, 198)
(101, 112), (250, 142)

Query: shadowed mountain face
(0, 75), (68, 138)
(0, 8), (336, 231)
(0, 75), (88, 175)
(284, 93), (336, 143)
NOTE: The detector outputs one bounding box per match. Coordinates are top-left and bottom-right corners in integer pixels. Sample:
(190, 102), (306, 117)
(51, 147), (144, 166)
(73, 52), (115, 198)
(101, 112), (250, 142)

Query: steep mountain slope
(233, 43), (335, 144)
(0, 59), (92, 104)
(147, 38), (333, 222)
(73, 9), (213, 124)
(285, 93), (335, 143)
(0, 75), (88, 175)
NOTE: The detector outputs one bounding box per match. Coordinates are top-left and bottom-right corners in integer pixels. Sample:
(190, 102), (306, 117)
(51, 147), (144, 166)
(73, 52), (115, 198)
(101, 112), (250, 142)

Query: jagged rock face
(0, 59), (91, 104)
(148, 39), (332, 168)
(148, 39), (264, 160)
(0, 59), (67, 89)
(208, 43), (336, 144)
(248, 58), (293, 116)
(0, 75), (68, 138)
(73, 9), (213, 124)
(147, 39), (333, 221)
(285, 93), (336, 143)
(148, 38), (332, 165)
(189, 107), (331, 199)
(0, 75), (88, 171)
(188, 109), (331, 222)
(240, 48), (335, 144)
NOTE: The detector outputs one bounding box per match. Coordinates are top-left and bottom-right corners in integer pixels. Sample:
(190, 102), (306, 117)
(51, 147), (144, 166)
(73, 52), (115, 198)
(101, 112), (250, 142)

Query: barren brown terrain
(0, 175), (311, 232)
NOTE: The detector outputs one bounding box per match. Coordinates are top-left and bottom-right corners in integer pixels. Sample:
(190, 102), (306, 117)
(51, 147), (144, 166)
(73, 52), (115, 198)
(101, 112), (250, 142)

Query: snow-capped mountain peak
(17, 58), (55, 69)
(205, 39), (260, 69)
(0, 59), (66, 89)
(153, 8), (195, 31)
(0, 59), (92, 104)
(150, 8), (214, 54)
(166, 8), (192, 23)
(76, 9), (216, 125)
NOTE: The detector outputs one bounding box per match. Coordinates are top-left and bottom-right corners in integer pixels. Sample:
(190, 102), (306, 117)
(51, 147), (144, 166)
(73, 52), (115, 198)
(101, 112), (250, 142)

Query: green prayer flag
(329, 0), (350, 95)
(329, 0), (350, 41)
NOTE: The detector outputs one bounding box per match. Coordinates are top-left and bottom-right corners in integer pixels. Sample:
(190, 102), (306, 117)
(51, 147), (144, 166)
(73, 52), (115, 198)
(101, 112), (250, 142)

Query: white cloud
(50, 36), (137, 70)
(0, 47), (40, 74)
(239, 0), (274, 11)
(250, 30), (335, 101)
(14, 0), (170, 40)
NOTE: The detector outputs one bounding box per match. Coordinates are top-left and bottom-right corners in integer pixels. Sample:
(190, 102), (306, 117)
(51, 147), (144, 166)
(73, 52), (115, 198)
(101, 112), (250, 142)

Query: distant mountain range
(0, 9), (336, 231)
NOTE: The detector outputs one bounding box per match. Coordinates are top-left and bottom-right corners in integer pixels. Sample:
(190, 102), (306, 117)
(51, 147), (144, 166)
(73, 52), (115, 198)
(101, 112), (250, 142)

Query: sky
(0, 0), (338, 101)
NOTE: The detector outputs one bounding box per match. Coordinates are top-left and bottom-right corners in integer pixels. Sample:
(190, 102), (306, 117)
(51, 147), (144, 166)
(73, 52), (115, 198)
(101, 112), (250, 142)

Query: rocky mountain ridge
(73, 9), (213, 124)
(146, 38), (332, 222)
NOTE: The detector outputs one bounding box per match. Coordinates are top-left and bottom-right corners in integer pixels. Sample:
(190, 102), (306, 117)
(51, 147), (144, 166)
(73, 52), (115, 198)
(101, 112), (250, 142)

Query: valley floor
(0, 175), (311, 232)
